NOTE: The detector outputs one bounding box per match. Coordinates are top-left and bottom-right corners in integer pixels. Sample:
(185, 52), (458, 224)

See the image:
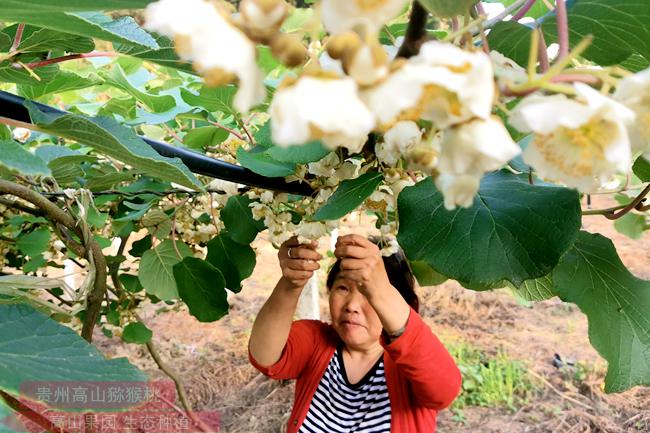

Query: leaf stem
(554, 0), (570, 60)
(22, 51), (117, 69)
(582, 184), (650, 219)
(537, 29), (550, 72)
(9, 23), (25, 53)
(512, 0), (538, 21)
(207, 120), (246, 141)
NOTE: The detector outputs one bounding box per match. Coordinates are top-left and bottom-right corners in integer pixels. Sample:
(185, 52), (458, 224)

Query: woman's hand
(333, 234), (392, 300)
(278, 236), (322, 290)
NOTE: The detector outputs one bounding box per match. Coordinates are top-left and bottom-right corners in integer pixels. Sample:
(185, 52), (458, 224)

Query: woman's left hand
(333, 234), (392, 300)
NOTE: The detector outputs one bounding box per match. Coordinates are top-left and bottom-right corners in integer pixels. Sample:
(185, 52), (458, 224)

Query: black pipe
(0, 90), (314, 196)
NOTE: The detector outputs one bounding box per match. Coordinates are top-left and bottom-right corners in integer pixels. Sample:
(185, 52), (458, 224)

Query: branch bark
(0, 180), (107, 343)
(396, 2), (429, 59)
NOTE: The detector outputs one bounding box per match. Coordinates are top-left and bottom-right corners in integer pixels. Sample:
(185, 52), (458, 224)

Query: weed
(447, 340), (539, 412)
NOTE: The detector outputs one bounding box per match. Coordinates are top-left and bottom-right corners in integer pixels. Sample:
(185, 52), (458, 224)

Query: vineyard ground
(94, 195), (650, 433)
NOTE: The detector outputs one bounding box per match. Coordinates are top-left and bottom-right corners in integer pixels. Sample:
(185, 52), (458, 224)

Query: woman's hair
(326, 236), (419, 312)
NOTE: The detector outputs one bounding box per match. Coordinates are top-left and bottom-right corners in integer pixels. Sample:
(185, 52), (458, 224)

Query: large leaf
(542, 0), (650, 66)
(633, 155), (650, 181)
(122, 321), (153, 344)
(614, 213), (647, 240)
(314, 172), (384, 221)
(236, 146), (296, 177)
(183, 126), (229, 150)
(15, 228), (50, 257)
(0, 303), (145, 401)
(0, 0), (154, 12)
(0, 11), (158, 49)
(255, 122), (330, 163)
(487, 21), (533, 67)
(173, 257), (229, 322)
(18, 71), (102, 100)
(115, 35), (194, 73)
(180, 86), (236, 116)
(0, 61), (59, 86)
(553, 231), (650, 392)
(26, 101), (202, 189)
(0, 24), (94, 53)
(507, 274), (556, 301)
(138, 239), (192, 301)
(206, 233), (256, 293)
(0, 141), (50, 176)
(221, 196), (264, 245)
(100, 64), (176, 113)
(397, 171), (581, 287)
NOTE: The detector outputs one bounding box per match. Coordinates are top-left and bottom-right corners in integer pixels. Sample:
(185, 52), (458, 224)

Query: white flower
(308, 152), (340, 177)
(296, 221), (328, 243)
(434, 173), (481, 210)
(12, 127), (31, 143)
(144, 0), (265, 112)
(614, 67), (650, 157)
(380, 237), (400, 257)
(270, 75), (375, 152)
(489, 50), (527, 89)
(208, 178), (239, 195)
(331, 158), (363, 184)
(438, 117), (520, 176)
(52, 240), (66, 251)
(260, 190), (275, 204)
(510, 83), (635, 192)
(361, 41), (494, 130)
(327, 33), (389, 86)
(320, 0), (409, 35)
(239, 0), (288, 40)
(376, 120), (422, 166)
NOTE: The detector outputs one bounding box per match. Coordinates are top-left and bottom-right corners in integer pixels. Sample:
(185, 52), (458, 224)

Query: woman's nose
(343, 290), (364, 312)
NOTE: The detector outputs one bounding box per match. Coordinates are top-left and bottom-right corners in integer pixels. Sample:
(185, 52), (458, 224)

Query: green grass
(447, 340), (539, 412)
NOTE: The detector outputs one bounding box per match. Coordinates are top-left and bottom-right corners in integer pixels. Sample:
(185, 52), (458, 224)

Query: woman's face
(329, 275), (383, 351)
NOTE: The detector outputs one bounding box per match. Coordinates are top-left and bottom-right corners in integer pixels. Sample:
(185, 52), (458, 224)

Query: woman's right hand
(278, 236), (322, 290)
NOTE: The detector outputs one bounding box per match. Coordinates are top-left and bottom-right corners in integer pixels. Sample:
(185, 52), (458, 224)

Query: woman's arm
(248, 238), (322, 367)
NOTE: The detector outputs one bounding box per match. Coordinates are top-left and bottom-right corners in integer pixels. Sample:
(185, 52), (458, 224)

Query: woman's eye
(336, 286), (348, 292)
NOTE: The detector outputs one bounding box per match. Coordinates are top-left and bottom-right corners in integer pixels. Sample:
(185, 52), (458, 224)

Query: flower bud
(240, 0), (288, 41)
(12, 127), (31, 143)
(270, 33), (307, 68)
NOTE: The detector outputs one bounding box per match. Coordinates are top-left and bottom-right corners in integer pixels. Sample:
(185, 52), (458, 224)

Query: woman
(248, 234), (461, 433)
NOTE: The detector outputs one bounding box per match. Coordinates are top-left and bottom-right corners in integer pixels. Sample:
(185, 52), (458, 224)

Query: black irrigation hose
(0, 90), (314, 196)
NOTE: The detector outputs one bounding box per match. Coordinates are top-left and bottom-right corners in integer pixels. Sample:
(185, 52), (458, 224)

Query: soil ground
(95, 195), (650, 433)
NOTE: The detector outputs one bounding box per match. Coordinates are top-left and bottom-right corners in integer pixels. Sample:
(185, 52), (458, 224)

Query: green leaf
(18, 71), (102, 100)
(397, 171), (581, 287)
(129, 235), (152, 257)
(100, 64), (176, 113)
(0, 303), (145, 400)
(99, 96), (137, 120)
(122, 321), (153, 344)
(221, 195), (263, 245)
(138, 239), (192, 301)
(314, 172), (384, 221)
(542, 0), (650, 66)
(0, 0), (154, 12)
(507, 274), (556, 301)
(236, 146), (296, 177)
(0, 61), (59, 85)
(23, 255), (47, 273)
(0, 11), (158, 49)
(553, 231), (650, 392)
(85, 171), (138, 191)
(173, 257), (228, 322)
(633, 156), (650, 181)
(254, 122), (329, 163)
(26, 101), (202, 190)
(180, 86), (236, 116)
(0, 140), (50, 176)
(620, 53), (650, 73)
(417, 0), (479, 18)
(1, 24), (94, 53)
(16, 228), (50, 257)
(486, 21), (533, 67)
(410, 261), (448, 286)
(614, 213), (647, 240)
(206, 233), (256, 293)
(141, 209), (172, 239)
(115, 35), (194, 73)
(183, 126), (229, 149)
(119, 274), (144, 293)
(48, 155), (96, 184)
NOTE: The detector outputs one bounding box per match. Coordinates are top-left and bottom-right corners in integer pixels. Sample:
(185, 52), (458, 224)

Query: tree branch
(0, 390), (70, 433)
(396, 2), (429, 59)
(0, 180), (107, 343)
(581, 184), (650, 219)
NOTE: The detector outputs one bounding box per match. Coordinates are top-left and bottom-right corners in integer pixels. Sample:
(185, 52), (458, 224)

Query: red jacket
(248, 307), (462, 433)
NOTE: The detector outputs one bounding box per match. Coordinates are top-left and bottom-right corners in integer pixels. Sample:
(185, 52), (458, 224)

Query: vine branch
(0, 180), (107, 342)
(581, 183), (650, 219)
(396, 2), (429, 59)
(21, 52), (117, 69)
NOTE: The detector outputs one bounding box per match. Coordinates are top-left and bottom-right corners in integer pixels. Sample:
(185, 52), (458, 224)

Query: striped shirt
(298, 344), (391, 433)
